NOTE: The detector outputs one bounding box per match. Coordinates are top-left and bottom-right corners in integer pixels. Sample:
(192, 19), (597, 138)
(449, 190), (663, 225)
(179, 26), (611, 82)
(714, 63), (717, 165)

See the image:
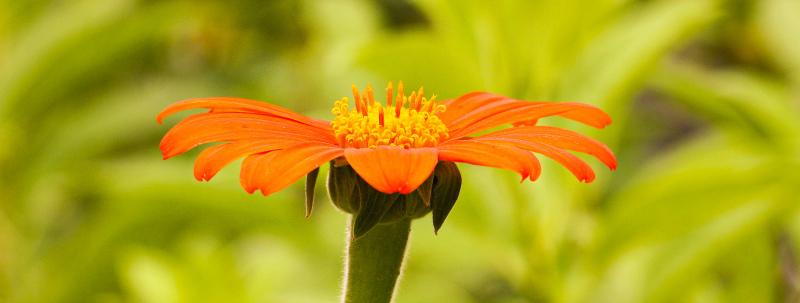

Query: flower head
(158, 82), (617, 198)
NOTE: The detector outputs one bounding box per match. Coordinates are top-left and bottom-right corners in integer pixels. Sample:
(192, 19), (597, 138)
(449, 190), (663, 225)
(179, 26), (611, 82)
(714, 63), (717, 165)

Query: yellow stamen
(414, 87), (424, 110)
(397, 81), (404, 98)
(395, 92), (404, 117)
(366, 85), (375, 105)
(421, 97), (434, 113)
(331, 82), (449, 148)
(351, 85), (362, 114)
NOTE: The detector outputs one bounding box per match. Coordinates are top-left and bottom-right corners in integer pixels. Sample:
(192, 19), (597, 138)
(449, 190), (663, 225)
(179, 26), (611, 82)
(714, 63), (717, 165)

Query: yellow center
(331, 82), (449, 148)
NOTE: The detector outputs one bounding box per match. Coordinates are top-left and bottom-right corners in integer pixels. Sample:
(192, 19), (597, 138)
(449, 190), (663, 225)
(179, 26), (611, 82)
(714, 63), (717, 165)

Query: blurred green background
(2, 0), (800, 302)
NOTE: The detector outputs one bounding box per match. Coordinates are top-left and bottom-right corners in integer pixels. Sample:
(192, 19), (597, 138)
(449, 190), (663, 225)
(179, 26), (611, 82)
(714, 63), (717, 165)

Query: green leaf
(756, 0), (800, 85)
(651, 63), (800, 146)
(0, 0), (183, 119)
(641, 194), (779, 302)
(559, 0), (719, 110)
(599, 133), (773, 257)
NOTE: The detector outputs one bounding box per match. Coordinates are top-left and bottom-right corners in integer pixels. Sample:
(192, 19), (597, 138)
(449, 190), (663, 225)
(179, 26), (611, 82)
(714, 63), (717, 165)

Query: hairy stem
(342, 218), (412, 303)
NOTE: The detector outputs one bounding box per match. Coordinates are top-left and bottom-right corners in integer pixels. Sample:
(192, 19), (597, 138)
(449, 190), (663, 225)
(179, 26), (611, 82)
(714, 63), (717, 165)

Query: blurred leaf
(0, 0), (137, 117)
(559, 0), (719, 112)
(652, 62), (800, 149)
(600, 133), (771, 255)
(119, 248), (181, 303)
(641, 193), (779, 303)
(756, 0), (800, 85)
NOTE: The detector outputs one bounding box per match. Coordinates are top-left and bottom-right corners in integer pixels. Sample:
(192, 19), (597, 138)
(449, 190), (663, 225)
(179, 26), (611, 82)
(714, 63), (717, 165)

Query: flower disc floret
(331, 83), (449, 148)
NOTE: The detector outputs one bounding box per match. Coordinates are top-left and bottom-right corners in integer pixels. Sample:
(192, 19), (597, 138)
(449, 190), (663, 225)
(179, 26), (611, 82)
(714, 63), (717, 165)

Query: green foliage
(1, 0), (799, 302)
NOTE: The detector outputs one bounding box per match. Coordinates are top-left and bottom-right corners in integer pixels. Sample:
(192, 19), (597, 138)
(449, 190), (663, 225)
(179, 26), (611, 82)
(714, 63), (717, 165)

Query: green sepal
(305, 168), (320, 218)
(327, 161), (359, 213)
(416, 175), (434, 207)
(381, 197), (430, 223)
(326, 160), (460, 236)
(430, 162), (462, 234)
(406, 187), (433, 219)
(380, 195), (407, 224)
(352, 179), (400, 239)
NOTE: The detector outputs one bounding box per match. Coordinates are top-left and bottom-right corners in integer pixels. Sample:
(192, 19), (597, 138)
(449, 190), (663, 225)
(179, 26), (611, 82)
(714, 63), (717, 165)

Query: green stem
(342, 218), (412, 303)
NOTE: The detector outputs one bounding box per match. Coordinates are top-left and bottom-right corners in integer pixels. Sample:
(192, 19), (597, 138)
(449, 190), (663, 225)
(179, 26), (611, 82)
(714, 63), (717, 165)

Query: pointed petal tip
(161, 151), (177, 161)
(259, 187), (276, 197)
(161, 152), (177, 160)
(160, 146), (169, 159)
(159, 142), (176, 159)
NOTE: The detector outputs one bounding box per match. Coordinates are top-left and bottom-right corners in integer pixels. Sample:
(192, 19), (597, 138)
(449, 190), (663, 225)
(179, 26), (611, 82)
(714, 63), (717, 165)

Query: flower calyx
(325, 160), (462, 238)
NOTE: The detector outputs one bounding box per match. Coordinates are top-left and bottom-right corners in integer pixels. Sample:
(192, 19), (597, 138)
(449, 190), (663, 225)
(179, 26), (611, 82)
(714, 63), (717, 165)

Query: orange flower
(157, 82), (616, 196)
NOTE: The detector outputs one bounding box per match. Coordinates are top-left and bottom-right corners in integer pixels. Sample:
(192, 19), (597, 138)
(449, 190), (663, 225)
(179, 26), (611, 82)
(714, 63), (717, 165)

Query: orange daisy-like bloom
(157, 82), (617, 196)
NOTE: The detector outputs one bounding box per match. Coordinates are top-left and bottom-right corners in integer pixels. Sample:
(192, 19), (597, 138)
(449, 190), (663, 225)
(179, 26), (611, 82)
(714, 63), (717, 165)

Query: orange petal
(440, 92), (612, 139)
(436, 140), (541, 181)
(240, 143), (343, 196)
(344, 146), (438, 194)
(474, 137), (596, 182)
(160, 112), (336, 159)
(442, 92), (611, 128)
(478, 126), (617, 170)
(157, 97), (330, 129)
(194, 139), (295, 181)
(449, 102), (611, 139)
(439, 92), (518, 127)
